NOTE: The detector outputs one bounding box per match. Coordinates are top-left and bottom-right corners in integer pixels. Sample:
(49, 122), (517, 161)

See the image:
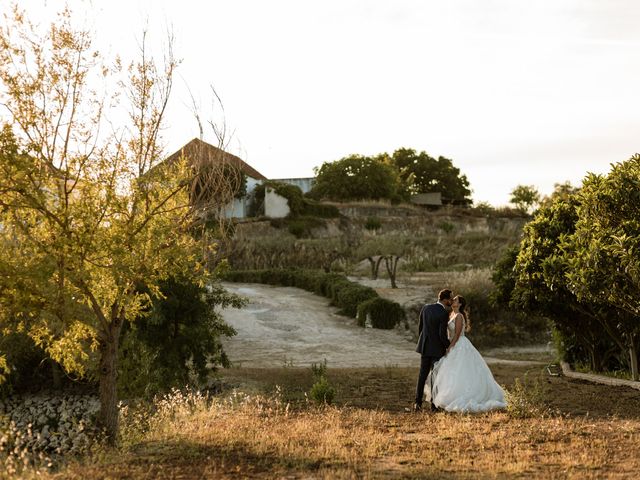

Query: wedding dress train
(425, 318), (506, 413)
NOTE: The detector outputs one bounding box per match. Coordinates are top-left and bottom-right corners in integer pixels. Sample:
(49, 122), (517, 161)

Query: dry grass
(27, 363), (640, 480)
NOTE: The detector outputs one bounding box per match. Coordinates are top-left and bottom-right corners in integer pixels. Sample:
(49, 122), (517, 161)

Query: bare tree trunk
(629, 341), (639, 381)
(366, 256), (384, 280)
(98, 318), (123, 444)
(384, 255), (400, 289)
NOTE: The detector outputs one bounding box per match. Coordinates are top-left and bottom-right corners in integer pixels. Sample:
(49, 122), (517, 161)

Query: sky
(9, 0), (640, 205)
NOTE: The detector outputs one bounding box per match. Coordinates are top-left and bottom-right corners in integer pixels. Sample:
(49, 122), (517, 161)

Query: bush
(505, 376), (549, 419)
(0, 332), (53, 396)
(309, 360), (335, 405)
(118, 277), (243, 398)
(286, 216), (326, 238)
(364, 216), (382, 231)
(334, 284), (378, 317)
(309, 376), (335, 405)
(438, 221), (455, 233)
(357, 297), (406, 329)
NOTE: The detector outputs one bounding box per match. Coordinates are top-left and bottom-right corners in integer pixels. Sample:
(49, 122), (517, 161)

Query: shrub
(309, 360), (335, 405)
(505, 376), (549, 419)
(334, 284), (378, 317)
(309, 376), (335, 405)
(118, 277), (243, 398)
(364, 216), (382, 231)
(438, 221), (455, 233)
(0, 332), (49, 396)
(286, 216), (326, 238)
(357, 297), (406, 329)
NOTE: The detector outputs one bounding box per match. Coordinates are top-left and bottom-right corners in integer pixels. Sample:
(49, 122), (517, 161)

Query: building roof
(165, 138), (267, 181)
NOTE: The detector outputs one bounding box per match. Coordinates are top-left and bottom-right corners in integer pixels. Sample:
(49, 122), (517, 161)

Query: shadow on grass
(59, 438), (353, 479)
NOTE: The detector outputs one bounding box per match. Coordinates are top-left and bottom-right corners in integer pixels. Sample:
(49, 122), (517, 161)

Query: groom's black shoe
(430, 402), (438, 412)
(412, 402), (422, 412)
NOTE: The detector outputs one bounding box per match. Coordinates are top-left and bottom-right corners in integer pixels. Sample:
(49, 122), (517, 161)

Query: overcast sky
(13, 0), (640, 205)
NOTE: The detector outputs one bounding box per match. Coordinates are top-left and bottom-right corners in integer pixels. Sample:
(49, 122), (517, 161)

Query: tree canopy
(309, 148), (472, 205)
(494, 167), (640, 379)
(386, 148), (472, 205)
(310, 154), (405, 202)
(0, 7), (237, 441)
(509, 185), (540, 214)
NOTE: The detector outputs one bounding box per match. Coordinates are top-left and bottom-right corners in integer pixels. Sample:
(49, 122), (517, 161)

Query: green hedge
(224, 269), (400, 324)
(357, 297), (406, 329)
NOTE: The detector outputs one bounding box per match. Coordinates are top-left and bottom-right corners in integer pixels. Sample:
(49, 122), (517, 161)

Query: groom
(413, 288), (452, 412)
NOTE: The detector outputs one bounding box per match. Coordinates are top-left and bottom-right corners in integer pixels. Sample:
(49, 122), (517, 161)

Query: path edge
(560, 361), (640, 391)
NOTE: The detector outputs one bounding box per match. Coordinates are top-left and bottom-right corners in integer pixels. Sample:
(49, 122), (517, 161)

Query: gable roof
(165, 138), (267, 180)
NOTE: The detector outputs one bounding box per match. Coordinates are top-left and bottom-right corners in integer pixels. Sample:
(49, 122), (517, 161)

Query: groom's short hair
(438, 289), (453, 301)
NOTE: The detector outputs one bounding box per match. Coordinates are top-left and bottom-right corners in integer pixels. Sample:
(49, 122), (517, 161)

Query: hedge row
(223, 269), (405, 329)
(357, 297), (406, 329)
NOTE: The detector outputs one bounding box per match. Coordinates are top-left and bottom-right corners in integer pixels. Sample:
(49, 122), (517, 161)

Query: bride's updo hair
(455, 295), (471, 332)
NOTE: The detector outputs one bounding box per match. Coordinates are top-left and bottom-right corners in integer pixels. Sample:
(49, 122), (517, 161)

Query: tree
(353, 236), (409, 288)
(0, 8), (235, 441)
(565, 156), (640, 380)
(498, 181), (635, 373)
(509, 185), (540, 214)
(387, 148), (472, 205)
(309, 154), (404, 202)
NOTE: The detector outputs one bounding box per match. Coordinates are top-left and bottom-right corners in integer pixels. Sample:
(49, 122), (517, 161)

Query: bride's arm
(446, 314), (464, 354)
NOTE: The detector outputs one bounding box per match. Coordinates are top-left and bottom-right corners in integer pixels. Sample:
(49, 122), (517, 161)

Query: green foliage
(387, 148), (472, 205)
(498, 170), (640, 378)
(0, 331), (49, 395)
(505, 376), (549, 419)
(364, 216), (382, 231)
(284, 216), (327, 238)
(356, 297), (406, 329)
(118, 277), (243, 398)
(310, 359), (328, 379)
(309, 376), (335, 405)
(309, 360), (335, 405)
(509, 185), (540, 214)
(310, 155), (406, 202)
(438, 221), (455, 233)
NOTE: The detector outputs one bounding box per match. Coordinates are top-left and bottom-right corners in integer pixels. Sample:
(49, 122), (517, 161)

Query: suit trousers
(415, 355), (441, 406)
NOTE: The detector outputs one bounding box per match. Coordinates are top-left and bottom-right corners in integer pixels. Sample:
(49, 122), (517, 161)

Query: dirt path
(220, 283), (549, 368)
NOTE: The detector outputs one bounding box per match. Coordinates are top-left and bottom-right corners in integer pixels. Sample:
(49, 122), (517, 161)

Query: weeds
(505, 375), (549, 419)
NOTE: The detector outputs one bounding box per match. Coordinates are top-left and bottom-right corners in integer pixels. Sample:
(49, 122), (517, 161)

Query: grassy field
(37, 359), (640, 480)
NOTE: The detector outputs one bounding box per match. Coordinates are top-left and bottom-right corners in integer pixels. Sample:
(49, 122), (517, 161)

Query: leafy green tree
(503, 188), (622, 371)
(310, 155), (405, 202)
(386, 148), (472, 205)
(0, 9), (234, 441)
(565, 156), (640, 379)
(509, 185), (541, 214)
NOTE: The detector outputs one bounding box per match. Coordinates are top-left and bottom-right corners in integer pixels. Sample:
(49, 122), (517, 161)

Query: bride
(425, 295), (506, 412)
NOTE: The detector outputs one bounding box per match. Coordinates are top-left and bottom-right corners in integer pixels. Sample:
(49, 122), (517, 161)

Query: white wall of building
(264, 187), (290, 218)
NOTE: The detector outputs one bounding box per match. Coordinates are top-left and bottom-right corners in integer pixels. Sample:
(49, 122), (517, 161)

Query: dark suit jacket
(415, 303), (451, 357)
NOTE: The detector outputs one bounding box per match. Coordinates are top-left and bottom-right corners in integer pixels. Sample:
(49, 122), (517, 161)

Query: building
(165, 138), (267, 218)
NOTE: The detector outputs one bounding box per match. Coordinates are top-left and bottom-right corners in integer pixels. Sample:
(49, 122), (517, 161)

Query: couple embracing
(413, 289), (506, 413)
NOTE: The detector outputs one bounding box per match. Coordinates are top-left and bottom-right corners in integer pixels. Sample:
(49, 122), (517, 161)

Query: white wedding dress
(425, 315), (506, 413)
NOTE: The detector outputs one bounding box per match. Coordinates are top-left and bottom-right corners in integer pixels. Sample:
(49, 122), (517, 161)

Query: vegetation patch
(357, 297), (406, 329)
